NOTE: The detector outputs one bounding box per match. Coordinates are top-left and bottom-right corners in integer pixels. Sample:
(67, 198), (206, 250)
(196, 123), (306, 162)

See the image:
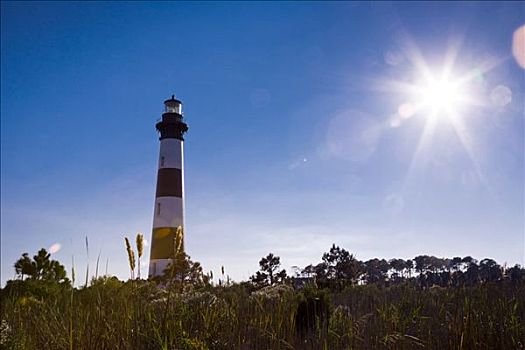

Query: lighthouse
(149, 95), (188, 278)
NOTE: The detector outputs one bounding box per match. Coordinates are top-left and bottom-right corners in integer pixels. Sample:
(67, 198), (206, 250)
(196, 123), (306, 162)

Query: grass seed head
(136, 233), (144, 258)
(124, 237), (136, 273)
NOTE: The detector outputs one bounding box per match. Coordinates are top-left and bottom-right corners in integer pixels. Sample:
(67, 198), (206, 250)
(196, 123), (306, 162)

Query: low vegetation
(1, 240), (524, 349)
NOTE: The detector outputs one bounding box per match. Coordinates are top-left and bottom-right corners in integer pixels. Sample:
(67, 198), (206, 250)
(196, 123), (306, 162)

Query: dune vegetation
(1, 239), (524, 349)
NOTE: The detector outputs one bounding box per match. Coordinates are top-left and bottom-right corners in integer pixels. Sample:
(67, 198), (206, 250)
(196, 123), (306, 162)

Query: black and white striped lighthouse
(149, 95), (188, 278)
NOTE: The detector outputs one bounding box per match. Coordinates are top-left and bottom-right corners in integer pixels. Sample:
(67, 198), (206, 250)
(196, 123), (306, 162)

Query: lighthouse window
(160, 156), (165, 167)
(157, 202), (161, 215)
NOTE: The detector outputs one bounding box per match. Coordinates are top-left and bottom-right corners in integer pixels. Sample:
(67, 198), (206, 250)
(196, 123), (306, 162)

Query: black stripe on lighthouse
(155, 168), (183, 197)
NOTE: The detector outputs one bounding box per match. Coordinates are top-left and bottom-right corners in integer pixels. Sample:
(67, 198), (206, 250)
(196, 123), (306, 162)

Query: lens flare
(512, 25), (525, 69)
(49, 243), (61, 254)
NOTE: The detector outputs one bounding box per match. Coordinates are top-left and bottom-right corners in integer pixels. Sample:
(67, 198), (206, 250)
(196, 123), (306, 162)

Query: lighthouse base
(148, 258), (173, 278)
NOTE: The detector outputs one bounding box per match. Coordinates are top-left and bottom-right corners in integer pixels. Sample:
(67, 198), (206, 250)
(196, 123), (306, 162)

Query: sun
(380, 39), (501, 194)
(413, 73), (469, 120)
(385, 61), (479, 127)
(422, 79), (460, 113)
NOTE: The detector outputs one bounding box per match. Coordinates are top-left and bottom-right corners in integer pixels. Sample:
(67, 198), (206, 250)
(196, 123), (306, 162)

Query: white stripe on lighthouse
(153, 197), (184, 229)
(158, 138), (182, 169)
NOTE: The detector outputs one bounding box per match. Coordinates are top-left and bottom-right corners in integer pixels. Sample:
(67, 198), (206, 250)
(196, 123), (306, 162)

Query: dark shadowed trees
(450, 257), (463, 272)
(363, 259), (390, 285)
(414, 255), (431, 275)
(388, 258), (405, 280)
(301, 247), (524, 289)
(506, 264), (525, 284)
(14, 253), (36, 280)
(6, 249), (70, 300)
(462, 257), (480, 285)
(162, 252), (209, 290)
(478, 258), (502, 283)
(319, 244), (362, 289)
(14, 249), (68, 283)
(251, 253), (287, 287)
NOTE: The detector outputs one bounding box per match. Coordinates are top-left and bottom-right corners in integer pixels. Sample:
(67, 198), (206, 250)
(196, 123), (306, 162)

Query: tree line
(8, 243), (525, 290)
(250, 244), (525, 289)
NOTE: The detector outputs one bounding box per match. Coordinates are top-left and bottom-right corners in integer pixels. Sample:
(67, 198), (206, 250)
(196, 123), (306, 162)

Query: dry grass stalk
(124, 237), (136, 279)
(136, 233), (144, 279)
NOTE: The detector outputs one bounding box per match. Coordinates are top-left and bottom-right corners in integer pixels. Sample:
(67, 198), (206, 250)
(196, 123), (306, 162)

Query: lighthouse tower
(149, 95), (188, 278)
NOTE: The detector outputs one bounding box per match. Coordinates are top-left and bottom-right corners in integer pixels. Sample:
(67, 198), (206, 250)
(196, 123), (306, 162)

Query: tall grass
(1, 280), (523, 349)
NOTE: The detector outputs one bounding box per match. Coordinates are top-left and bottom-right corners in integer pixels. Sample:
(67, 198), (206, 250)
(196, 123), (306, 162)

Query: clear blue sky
(1, 2), (524, 285)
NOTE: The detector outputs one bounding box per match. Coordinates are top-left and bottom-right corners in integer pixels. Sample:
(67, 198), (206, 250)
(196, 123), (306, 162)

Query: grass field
(1, 277), (523, 350)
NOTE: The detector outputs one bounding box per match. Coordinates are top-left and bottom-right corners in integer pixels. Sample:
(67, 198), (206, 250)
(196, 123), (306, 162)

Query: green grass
(1, 279), (523, 349)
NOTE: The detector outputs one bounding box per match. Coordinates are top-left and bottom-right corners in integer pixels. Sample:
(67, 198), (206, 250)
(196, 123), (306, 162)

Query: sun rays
(381, 40), (506, 194)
